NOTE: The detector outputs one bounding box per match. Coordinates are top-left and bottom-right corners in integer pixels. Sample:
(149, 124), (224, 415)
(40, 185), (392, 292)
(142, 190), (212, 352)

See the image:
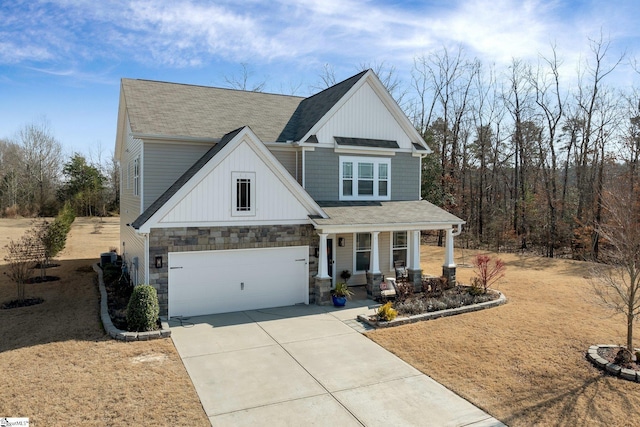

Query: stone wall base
(407, 268), (423, 292)
(366, 272), (384, 300)
(442, 266), (457, 287)
(314, 277), (332, 305)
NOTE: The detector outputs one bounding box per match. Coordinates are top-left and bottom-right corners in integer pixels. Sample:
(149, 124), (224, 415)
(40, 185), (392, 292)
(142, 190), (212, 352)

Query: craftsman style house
(115, 70), (464, 318)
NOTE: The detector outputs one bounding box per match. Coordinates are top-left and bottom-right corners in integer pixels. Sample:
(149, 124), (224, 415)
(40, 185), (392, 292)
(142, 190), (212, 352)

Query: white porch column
(409, 230), (421, 270)
(370, 231), (381, 274)
(317, 233), (330, 278)
(444, 228), (456, 268)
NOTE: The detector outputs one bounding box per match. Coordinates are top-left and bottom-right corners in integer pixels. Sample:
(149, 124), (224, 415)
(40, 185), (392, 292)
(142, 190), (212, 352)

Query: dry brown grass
(368, 246), (640, 426)
(0, 217), (208, 426)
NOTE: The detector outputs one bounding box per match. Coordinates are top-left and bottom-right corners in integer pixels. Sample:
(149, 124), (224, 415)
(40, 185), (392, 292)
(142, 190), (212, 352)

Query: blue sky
(1, 0), (638, 158)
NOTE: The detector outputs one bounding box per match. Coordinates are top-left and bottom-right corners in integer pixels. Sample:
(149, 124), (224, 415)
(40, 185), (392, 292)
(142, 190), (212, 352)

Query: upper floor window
(232, 172), (255, 216)
(340, 156), (391, 201)
(133, 156), (140, 196)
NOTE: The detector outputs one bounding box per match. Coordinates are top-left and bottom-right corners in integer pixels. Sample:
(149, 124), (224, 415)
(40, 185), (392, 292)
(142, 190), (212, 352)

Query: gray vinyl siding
(304, 148), (339, 201)
(304, 148), (420, 201)
(143, 142), (213, 210)
(269, 148), (301, 183)
(390, 153), (420, 201)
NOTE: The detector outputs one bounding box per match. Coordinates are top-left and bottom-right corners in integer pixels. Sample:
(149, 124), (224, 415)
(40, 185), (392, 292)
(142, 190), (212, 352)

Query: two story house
(114, 69), (464, 318)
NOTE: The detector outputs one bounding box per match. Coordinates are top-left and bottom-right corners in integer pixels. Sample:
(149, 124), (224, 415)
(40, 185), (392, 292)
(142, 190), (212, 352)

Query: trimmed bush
(126, 285), (159, 332)
(377, 301), (398, 321)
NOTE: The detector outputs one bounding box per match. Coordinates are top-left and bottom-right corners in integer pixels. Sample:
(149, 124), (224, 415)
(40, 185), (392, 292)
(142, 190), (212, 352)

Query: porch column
(317, 233), (329, 278)
(408, 230), (423, 292)
(409, 230), (421, 269)
(366, 231), (383, 299)
(370, 231), (381, 274)
(442, 228), (457, 287)
(314, 232), (332, 305)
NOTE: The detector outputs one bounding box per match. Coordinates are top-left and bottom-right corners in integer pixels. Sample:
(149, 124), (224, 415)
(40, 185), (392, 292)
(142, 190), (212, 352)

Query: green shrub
(126, 285), (159, 332)
(377, 302), (398, 322)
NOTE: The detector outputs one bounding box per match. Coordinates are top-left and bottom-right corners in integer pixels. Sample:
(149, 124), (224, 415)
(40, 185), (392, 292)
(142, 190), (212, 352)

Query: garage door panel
(168, 246), (309, 317)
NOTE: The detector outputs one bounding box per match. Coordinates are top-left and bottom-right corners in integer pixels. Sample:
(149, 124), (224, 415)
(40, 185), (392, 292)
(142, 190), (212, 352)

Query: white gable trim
(137, 127), (327, 233)
(299, 70), (430, 152)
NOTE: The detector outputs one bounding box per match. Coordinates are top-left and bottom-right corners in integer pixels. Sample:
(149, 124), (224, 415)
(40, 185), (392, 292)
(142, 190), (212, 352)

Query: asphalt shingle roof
(311, 200), (464, 227)
(121, 80), (304, 142)
(121, 70), (368, 143)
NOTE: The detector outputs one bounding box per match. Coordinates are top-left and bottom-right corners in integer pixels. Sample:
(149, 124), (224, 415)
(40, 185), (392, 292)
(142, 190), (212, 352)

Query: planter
(332, 295), (347, 307)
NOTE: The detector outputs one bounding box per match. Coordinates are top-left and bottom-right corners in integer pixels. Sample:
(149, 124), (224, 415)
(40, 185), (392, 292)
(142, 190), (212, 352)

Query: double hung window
(340, 156), (391, 200)
(355, 232), (371, 272)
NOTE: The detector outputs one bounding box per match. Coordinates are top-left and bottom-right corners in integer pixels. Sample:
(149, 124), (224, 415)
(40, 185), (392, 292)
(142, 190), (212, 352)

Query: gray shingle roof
(131, 127), (245, 229)
(277, 70), (367, 142)
(121, 70), (369, 143)
(121, 79), (304, 142)
(335, 136), (399, 149)
(311, 201), (464, 228)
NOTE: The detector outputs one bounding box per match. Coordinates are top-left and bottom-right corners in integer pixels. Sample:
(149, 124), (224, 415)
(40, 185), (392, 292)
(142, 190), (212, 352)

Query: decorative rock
(621, 368), (636, 381)
(606, 363), (622, 376)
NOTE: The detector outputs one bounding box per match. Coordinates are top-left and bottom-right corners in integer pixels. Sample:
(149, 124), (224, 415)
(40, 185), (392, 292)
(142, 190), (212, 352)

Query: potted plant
(340, 269), (352, 283)
(331, 282), (354, 307)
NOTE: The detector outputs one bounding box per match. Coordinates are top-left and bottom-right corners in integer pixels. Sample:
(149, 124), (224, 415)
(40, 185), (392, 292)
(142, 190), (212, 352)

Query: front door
(327, 238), (334, 278)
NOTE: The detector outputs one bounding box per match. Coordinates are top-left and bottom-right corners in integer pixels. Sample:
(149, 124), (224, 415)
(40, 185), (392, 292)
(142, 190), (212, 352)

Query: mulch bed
(26, 276), (60, 283)
(598, 346), (640, 371)
(1, 297), (45, 309)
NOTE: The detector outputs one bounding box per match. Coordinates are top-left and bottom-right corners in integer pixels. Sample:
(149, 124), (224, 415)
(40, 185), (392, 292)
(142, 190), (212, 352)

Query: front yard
(368, 247), (640, 426)
(0, 218), (208, 426)
(2, 217), (639, 425)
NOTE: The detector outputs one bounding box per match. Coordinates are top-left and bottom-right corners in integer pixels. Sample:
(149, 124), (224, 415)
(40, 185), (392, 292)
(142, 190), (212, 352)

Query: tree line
(0, 120), (119, 218)
(404, 35), (639, 261)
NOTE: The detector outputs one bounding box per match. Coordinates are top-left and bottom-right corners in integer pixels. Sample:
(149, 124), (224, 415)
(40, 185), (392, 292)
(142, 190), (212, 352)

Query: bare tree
(311, 63), (337, 91)
(4, 233), (40, 302)
(223, 63), (266, 92)
(17, 119), (63, 215)
(591, 183), (640, 354)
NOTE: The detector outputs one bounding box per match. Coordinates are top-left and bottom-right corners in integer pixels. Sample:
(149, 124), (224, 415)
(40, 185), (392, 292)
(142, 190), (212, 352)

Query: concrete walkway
(169, 300), (505, 426)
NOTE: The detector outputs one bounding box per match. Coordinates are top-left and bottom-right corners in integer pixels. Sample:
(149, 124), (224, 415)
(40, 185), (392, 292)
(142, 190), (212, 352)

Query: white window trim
(391, 231), (408, 268)
(231, 171), (256, 217)
(133, 156), (140, 197)
(354, 232), (371, 273)
(339, 156), (391, 201)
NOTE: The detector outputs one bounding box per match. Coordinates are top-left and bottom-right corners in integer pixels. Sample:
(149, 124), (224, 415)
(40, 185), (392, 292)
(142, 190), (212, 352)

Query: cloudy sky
(1, 0), (638, 156)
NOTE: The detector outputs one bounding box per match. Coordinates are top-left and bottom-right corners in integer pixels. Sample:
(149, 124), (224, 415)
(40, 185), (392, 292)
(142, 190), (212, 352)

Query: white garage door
(168, 246), (309, 317)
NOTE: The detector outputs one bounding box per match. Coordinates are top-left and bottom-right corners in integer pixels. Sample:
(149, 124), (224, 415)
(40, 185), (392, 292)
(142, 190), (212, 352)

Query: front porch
(309, 200), (465, 305)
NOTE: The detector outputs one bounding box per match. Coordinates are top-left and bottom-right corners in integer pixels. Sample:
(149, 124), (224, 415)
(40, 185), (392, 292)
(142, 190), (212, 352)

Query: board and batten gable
(143, 141), (214, 211)
(155, 135), (321, 227)
(304, 148), (420, 201)
(313, 79), (415, 149)
(119, 115), (147, 285)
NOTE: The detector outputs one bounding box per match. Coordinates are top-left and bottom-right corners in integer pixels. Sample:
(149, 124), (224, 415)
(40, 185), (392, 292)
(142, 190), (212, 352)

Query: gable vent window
(133, 156), (140, 197)
(232, 172), (255, 216)
(339, 156), (391, 201)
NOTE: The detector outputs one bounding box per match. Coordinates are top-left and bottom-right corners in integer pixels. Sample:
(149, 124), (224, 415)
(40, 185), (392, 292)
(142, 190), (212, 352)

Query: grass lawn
(368, 246), (640, 426)
(0, 217), (209, 426)
(3, 217), (640, 425)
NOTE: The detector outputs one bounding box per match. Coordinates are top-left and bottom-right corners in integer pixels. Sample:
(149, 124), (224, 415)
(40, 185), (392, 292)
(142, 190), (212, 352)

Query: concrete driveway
(169, 302), (504, 426)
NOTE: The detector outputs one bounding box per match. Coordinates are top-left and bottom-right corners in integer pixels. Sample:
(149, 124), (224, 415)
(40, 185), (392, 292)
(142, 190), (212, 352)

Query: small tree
(471, 254), (506, 293)
(4, 234), (39, 302)
(590, 186), (640, 353)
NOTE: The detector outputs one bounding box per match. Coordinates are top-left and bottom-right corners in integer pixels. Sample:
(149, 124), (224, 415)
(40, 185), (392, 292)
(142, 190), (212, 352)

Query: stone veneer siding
(148, 224), (319, 316)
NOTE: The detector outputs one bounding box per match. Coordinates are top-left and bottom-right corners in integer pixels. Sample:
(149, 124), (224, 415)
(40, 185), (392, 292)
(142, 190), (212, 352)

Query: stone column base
(314, 277), (332, 305)
(442, 266), (457, 288)
(366, 272), (384, 300)
(407, 268), (423, 293)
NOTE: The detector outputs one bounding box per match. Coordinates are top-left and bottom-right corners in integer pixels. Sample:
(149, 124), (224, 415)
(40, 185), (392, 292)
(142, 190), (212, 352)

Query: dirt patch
(0, 217), (209, 426)
(1, 297), (45, 309)
(368, 246), (640, 427)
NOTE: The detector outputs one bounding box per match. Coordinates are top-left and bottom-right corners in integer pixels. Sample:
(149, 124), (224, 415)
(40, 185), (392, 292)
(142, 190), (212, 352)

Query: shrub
(377, 301), (398, 321)
(395, 282), (414, 301)
(395, 299), (427, 316)
(472, 254), (505, 293)
(102, 264), (120, 285)
(126, 285), (159, 332)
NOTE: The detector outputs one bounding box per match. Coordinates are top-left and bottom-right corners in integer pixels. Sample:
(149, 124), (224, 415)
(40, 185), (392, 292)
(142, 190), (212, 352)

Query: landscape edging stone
(586, 344), (640, 383)
(93, 263), (170, 341)
(357, 291), (507, 328)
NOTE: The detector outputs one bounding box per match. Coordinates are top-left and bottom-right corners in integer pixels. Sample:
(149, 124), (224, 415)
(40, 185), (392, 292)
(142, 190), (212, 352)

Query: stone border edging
(587, 344), (640, 382)
(357, 291), (507, 328)
(93, 263), (171, 341)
